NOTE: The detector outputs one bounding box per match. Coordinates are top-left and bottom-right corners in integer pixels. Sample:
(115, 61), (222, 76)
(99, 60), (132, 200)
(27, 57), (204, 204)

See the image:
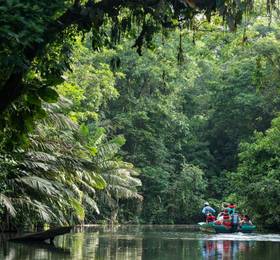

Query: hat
(204, 202), (209, 206)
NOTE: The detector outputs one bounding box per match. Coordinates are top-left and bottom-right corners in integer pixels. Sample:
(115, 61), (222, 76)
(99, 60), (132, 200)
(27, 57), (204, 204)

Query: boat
(198, 222), (256, 234)
(239, 224), (257, 233)
(198, 222), (216, 233)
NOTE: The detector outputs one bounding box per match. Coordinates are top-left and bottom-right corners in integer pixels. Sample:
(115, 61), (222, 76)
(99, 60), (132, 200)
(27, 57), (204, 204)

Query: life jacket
(223, 214), (232, 227)
(223, 214), (230, 220)
(207, 215), (216, 222)
(223, 214), (231, 224)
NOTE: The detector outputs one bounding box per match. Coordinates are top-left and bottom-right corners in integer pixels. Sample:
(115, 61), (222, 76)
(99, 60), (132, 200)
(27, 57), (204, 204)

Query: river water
(0, 225), (280, 259)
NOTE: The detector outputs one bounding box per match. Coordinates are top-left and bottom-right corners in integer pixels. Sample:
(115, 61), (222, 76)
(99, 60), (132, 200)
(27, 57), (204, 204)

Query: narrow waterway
(1, 225), (280, 259)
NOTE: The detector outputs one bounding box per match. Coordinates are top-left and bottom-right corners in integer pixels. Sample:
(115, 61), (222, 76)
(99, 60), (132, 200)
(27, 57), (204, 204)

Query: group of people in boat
(202, 202), (253, 228)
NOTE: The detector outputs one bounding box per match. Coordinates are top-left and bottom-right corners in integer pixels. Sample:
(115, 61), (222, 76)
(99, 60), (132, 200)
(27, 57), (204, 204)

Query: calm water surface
(1, 225), (280, 259)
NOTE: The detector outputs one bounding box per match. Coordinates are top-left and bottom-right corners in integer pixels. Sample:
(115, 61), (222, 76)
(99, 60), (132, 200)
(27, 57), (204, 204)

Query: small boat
(239, 224), (257, 233)
(198, 222), (216, 233)
(198, 222), (256, 234)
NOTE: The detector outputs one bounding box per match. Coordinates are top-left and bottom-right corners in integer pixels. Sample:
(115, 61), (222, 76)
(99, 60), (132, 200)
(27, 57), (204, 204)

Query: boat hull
(239, 224), (256, 233)
(198, 222), (256, 234)
(198, 222), (216, 233)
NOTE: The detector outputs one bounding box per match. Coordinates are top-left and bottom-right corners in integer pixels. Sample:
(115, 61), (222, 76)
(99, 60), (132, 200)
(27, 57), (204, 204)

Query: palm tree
(0, 99), (142, 228)
(91, 132), (142, 223)
(0, 100), (106, 230)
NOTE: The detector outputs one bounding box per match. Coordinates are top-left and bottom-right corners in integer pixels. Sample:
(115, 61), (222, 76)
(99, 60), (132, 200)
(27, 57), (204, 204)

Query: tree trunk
(9, 226), (73, 243)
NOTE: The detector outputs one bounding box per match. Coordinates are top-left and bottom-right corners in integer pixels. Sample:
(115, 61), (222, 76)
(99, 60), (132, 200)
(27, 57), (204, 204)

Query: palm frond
(17, 176), (63, 197)
(0, 194), (16, 217)
(83, 194), (100, 214)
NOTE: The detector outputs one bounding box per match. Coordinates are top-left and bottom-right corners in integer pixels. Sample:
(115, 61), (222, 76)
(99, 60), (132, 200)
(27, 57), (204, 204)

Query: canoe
(240, 224), (256, 233)
(198, 222), (216, 233)
(198, 222), (256, 234)
(213, 223), (235, 233)
(213, 223), (256, 233)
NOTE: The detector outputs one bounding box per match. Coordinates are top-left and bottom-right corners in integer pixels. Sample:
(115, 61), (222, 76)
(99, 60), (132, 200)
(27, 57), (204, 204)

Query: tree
(1, 0), (280, 227)
(57, 42), (143, 224)
(233, 115), (280, 229)
(93, 134), (143, 223)
(0, 0), (265, 138)
(167, 164), (206, 223)
(0, 101), (106, 229)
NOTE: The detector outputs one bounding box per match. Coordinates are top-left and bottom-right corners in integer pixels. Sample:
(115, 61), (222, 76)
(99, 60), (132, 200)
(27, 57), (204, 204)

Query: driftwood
(9, 226), (73, 244)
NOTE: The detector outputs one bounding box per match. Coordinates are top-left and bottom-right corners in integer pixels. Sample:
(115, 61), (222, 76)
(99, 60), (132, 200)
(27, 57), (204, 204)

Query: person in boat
(206, 213), (216, 223)
(214, 212), (223, 225)
(202, 202), (216, 220)
(240, 215), (253, 226)
(231, 211), (240, 230)
(228, 203), (236, 215)
(222, 209), (232, 227)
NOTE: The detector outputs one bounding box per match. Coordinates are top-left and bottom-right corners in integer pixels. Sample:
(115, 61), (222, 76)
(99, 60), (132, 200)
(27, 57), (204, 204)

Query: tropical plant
(88, 132), (142, 223)
(56, 43), (143, 224)
(0, 100), (106, 230)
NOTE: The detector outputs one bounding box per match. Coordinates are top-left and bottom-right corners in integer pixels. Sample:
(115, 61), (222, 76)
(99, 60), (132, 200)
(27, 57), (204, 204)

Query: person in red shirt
(222, 209), (232, 227)
(206, 213), (216, 223)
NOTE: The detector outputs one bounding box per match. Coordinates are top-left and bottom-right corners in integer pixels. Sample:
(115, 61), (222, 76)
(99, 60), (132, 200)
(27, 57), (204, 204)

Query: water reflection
(0, 226), (280, 260)
(201, 240), (254, 259)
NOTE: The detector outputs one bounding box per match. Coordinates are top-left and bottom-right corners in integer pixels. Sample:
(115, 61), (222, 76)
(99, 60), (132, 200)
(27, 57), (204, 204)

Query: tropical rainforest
(0, 0), (280, 231)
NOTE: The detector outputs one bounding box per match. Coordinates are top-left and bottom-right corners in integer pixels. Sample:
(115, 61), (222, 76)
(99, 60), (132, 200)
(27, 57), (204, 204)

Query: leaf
(69, 198), (85, 221)
(80, 123), (89, 137)
(19, 176), (61, 197)
(0, 194), (16, 217)
(111, 135), (126, 146)
(83, 195), (100, 214)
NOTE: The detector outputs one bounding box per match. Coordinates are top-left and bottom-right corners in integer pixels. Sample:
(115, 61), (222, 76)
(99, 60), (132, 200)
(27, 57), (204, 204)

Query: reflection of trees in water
(201, 239), (280, 260)
(141, 238), (202, 259)
(93, 225), (143, 260)
(0, 226), (143, 260)
(1, 241), (71, 260)
(1, 228), (280, 260)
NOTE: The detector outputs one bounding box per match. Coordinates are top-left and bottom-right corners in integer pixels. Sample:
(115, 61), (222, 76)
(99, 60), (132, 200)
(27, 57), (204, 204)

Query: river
(1, 225), (280, 259)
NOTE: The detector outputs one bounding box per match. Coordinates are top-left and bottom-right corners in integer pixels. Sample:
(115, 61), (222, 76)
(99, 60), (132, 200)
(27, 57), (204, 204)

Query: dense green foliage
(233, 116), (280, 229)
(1, 0), (280, 230)
(103, 17), (280, 226)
